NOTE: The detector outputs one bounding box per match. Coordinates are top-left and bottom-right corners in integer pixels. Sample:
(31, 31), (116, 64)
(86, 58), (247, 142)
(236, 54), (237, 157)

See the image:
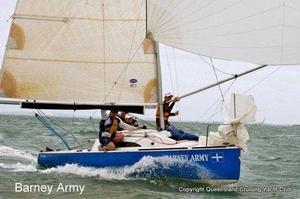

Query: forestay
(0, 0), (157, 104)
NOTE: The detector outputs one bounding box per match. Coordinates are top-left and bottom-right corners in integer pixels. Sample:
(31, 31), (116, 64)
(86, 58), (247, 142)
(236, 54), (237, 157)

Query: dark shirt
(156, 100), (176, 129)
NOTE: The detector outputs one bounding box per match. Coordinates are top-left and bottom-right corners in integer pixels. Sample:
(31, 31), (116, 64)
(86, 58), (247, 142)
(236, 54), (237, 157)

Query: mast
(145, 0), (164, 129)
(155, 42), (165, 130)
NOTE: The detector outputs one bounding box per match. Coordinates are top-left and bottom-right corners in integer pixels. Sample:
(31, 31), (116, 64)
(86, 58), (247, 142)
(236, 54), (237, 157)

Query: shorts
(100, 136), (111, 146)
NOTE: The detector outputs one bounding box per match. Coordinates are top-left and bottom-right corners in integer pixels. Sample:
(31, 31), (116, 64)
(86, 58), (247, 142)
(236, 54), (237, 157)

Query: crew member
(99, 108), (138, 151)
(156, 92), (180, 129)
(124, 114), (139, 127)
(156, 93), (199, 141)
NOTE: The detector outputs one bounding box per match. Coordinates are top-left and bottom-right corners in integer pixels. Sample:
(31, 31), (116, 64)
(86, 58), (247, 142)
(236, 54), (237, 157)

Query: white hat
(164, 92), (173, 97)
(125, 114), (133, 119)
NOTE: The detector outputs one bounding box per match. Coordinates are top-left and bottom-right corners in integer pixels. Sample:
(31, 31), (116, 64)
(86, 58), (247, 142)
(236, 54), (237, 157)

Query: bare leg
(112, 133), (124, 144)
(104, 142), (116, 151)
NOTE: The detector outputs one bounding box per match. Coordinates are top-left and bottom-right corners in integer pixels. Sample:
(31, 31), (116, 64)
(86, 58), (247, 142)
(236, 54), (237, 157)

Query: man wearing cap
(99, 108), (138, 151)
(156, 93), (199, 141)
(156, 92), (180, 130)
(124, 114), (139, 127)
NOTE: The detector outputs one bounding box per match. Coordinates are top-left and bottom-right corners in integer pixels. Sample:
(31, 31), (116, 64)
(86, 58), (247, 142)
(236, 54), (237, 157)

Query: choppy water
(0, 114), (299, 199)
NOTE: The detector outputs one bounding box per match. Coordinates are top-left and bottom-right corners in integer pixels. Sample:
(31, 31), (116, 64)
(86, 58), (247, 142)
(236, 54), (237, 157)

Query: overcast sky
(1, 0), (300, 125)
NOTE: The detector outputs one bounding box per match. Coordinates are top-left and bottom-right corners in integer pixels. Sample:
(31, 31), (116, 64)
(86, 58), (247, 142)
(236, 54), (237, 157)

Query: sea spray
(39, 156), (215, 180)
(0, 145), (36, 162)
(0, 162), (37, 172)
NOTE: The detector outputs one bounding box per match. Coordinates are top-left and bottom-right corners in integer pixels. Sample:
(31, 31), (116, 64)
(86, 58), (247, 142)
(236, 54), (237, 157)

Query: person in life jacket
(156, 93), (199, 141)
(156, 92), (180, 130)
(99, 108), (138, 151)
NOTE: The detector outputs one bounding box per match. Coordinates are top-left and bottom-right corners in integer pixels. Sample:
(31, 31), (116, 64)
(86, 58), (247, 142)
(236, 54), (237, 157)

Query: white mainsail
(0, 0), (157, 104)
(147, 0), (300, 65)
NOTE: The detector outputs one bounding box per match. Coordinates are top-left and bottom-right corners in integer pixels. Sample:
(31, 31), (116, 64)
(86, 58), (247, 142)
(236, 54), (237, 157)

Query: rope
(35, 113), (71, 150)
(35, 110), (83, 148)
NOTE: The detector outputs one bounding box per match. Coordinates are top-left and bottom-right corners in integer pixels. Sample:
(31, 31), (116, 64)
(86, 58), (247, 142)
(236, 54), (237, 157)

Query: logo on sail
(129, 79), (138, 88)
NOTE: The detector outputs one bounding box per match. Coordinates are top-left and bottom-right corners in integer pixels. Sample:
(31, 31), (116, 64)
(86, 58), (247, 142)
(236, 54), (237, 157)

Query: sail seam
(5, 57), (154, 64)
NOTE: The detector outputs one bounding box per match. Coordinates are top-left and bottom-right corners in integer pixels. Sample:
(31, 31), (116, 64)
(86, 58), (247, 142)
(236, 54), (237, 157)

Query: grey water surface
(0, 114), (299, 199)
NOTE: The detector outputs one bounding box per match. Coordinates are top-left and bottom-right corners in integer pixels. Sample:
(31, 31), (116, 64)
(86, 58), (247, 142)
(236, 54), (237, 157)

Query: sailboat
(1, 0), (298, 184)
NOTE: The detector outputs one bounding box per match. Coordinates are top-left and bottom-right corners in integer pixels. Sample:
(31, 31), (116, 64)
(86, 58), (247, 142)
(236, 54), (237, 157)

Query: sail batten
(6, 57), (155, 65)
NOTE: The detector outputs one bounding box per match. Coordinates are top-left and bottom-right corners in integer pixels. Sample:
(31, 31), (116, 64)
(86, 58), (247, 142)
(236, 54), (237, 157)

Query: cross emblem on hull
(211, 152), (224, 162)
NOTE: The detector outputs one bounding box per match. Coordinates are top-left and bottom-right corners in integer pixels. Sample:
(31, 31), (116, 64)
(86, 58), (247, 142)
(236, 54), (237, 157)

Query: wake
(0, 146), (214, 181)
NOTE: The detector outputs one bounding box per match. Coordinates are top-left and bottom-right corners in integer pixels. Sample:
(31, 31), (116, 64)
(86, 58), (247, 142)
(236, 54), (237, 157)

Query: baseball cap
(164, 92), (173, 97)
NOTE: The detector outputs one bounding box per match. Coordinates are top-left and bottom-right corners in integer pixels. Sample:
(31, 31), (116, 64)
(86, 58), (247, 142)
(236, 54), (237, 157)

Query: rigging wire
(165, 45), (175, 94)
(209, 57), (225, 102)
(102, 41), (144, 102)
(71, 109), (75, 128)
(89, 116), (99, 137)
(198, 55), (234, 76)
(243, 66), (282, 94)
(172, 47), (182, 121)
(196, 79), (236, 123)
(34, 109), (83, 148)
(209, 57), (229, 115)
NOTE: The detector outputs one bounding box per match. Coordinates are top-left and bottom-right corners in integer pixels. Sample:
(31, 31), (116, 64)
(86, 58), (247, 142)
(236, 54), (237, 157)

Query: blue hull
(38, 147), (240, 181)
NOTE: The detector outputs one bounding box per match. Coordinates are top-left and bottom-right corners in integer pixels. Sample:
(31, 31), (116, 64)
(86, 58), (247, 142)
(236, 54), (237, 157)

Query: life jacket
(100, 116), (119, 134)
(105, 117), (119, 133)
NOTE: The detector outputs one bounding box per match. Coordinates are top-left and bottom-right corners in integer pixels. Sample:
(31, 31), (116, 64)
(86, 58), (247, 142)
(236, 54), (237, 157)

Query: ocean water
(0, 114), (299, 199)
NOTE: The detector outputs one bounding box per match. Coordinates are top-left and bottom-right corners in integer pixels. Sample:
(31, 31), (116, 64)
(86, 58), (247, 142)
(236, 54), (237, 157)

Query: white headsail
(148, 0), (300, 65)
(0, 0), (157, 104)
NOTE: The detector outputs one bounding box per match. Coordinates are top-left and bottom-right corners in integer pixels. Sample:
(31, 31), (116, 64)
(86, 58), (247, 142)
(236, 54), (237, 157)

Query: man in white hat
(124, 114), (139, 127)
(156, 93), (199, 141)
(156, 92), (180, 129)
